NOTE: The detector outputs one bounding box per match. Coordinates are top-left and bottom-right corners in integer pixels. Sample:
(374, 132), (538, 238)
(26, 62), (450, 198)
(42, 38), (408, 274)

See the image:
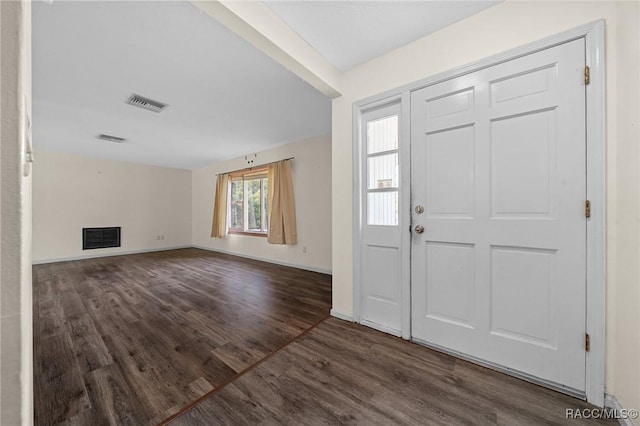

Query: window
(366, 114), (399, 226)
(229, 168), (269, 235)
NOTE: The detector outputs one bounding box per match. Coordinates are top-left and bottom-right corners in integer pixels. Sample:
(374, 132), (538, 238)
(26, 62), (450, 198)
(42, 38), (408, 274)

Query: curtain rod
(215, 157), (295, 176)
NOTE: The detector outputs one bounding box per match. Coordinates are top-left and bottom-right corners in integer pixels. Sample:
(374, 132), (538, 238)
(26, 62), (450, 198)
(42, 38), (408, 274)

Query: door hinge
(585, 333), (591, 352)
(585, 66), (590, 85)
(585, 200), (591, 218)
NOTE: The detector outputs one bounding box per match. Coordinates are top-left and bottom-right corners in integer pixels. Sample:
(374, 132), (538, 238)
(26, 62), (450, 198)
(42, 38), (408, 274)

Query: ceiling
(32, 1), (331, 170)
(33, 1), (500, 170)
(265, 1), (501, 72)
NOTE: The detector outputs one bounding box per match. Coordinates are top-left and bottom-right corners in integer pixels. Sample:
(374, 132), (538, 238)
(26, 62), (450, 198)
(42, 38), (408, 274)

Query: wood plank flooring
(172, 318), (615, 426)
(33, 248), (332, 425)
(35, 248), (613, 426)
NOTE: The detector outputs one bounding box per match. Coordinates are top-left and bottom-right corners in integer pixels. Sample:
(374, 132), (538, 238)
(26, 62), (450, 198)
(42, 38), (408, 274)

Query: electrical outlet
(303, 246), (307, 254)
(161, 235), (165, 240)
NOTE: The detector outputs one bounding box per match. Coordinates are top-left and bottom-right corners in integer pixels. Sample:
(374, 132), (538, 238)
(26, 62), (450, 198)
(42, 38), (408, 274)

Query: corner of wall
(189, 168), (195, 247)
(1, 0), (34, 424)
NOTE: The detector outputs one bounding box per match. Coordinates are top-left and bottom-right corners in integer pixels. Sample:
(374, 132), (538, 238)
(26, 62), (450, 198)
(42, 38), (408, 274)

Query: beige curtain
(267, 160), (297, 245)
(211, 173), (229, 239)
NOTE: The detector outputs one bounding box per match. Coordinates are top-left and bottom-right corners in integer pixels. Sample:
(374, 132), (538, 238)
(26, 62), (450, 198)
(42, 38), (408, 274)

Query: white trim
(193, 245), (332, 275)
(351, 20), (606, 405)
(35, 245), (333, 275)
(330, 309), (354, 322)
(352, 102), (363, 323)
(605, 394), (637, 426)
(584, 20), (607, 408)
(31, 245), (192, 264)
(399, 91), (412, 340)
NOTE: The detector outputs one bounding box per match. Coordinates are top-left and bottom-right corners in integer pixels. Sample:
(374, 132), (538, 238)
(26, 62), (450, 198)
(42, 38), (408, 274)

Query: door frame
(352, 20), (605, 406)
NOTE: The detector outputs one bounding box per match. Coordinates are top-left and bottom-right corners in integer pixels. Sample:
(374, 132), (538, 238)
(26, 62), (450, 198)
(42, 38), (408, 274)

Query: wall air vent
(126, 93), (168, 113)
(96, 134), (126, 143)
(83, 227), (121, 250)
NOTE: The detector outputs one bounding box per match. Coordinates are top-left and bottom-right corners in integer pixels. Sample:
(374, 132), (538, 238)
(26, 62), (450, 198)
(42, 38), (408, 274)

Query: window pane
(262, 178), (269, 232)
(230, 180), (243, 229)
(367, 191), (399, 226)
(368, 153), (398, 189)
(367, 115), (398, 154)
(246, 178), (262, 231)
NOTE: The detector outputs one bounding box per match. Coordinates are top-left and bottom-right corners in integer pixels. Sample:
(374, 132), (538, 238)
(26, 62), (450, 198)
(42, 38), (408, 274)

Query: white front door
(410, 39), (587, 391)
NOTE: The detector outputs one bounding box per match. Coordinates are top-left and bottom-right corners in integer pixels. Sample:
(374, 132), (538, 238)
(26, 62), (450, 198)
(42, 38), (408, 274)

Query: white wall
(192, 134), (332, 274)
(1, 1), (33, 424)
(32, 150), (192, 262)
(331, 0), (639, 416)
(611, 0), (640, 417)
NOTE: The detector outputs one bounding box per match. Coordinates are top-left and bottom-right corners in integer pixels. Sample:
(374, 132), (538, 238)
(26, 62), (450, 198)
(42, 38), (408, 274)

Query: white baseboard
(330, 309), (353, 322)
(605, 394), (638, 426)
(32, 245), (192, 265)
(33, 245), (333, 276)
(192, 245), (332, 275)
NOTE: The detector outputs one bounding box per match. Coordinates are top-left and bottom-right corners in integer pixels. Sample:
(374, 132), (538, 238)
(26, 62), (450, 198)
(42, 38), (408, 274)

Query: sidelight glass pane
(367, 191), (399, 226)
(367, 115), (398, 154)
(230, 180), (243, 229)
(368, 153), (398, 189)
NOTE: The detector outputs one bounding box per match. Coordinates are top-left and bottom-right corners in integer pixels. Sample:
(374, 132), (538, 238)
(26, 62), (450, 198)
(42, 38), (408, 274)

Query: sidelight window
(366, 114), (399, 226)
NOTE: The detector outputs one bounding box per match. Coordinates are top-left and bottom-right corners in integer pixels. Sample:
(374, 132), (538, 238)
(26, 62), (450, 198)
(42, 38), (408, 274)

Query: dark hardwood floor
(35, 248), (612, 426)
(172, 318), (615, 426)
(33, 248), (332, 425)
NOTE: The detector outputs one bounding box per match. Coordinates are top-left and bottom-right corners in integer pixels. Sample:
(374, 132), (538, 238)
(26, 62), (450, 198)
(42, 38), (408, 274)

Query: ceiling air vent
(126, 93), (168, 113)
(97, 134), (126, 143)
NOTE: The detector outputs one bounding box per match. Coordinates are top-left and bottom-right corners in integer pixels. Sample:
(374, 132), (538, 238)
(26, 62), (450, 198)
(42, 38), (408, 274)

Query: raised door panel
(411, 39), (586, 392)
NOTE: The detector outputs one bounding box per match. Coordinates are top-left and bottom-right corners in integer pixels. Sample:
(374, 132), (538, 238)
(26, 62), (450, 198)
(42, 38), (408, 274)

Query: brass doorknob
(414, 225), (425, 234)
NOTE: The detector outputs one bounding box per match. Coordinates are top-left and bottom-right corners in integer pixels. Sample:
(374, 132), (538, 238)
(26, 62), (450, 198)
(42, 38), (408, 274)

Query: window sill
(228, 230), (267, 238)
